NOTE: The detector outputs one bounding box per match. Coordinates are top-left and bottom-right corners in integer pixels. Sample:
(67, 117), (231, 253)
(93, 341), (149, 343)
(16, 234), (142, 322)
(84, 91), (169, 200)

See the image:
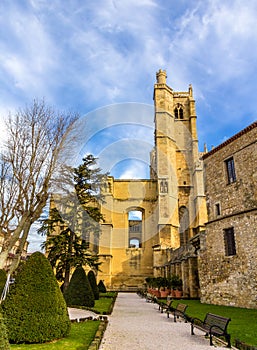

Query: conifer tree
(88, 270), (99, 300)
(98, 280), (107, 293)
(39, 154), (107, 291)
(1, 252), (70, 344)
(63, 266), (94, 307)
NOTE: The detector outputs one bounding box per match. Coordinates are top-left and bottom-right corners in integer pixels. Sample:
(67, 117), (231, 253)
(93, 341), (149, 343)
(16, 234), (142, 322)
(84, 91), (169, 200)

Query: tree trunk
(62, 264), (70, 292)
(8, 223), (30, 275)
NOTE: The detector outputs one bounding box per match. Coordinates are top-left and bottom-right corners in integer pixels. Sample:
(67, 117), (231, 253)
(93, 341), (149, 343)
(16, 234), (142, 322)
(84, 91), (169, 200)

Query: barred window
(224, 227), (236, 256)
(225, 157), (236, 184)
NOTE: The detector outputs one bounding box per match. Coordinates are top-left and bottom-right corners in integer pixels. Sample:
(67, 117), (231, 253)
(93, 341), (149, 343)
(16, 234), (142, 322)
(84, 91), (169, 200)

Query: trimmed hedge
(64, 266), (95, 307)
(0, 313), (10, 350)
(1, 252), (70, 344)
(98, 280), (107, 293)
(88, 271), (99, 300)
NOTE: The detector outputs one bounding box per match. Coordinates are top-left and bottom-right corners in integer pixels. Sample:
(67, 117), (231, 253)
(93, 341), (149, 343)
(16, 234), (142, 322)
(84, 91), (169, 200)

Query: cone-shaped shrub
(64, 266), (94, 307)
(98, 279), (107, 293)
(0, 270), (7, 297)
(88, 270), (99, 300)
(0, 313), (10, 350)
(1, 252), (70, 344)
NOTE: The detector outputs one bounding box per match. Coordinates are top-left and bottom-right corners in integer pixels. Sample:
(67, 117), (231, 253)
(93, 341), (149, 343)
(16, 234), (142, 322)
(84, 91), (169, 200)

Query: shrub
(0, 270), (7, 297)
(98, 280), (107, 293)
(1, 251), (70, 344)
(64, 266), (94, 307)
(0, 312), (10, 349)
(88, 270), (99, 300)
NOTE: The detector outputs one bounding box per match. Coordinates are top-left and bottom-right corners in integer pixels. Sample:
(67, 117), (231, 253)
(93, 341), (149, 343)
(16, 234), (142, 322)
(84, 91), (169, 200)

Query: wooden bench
(167, 303), (188, 322)
(191, 313), (231, 347)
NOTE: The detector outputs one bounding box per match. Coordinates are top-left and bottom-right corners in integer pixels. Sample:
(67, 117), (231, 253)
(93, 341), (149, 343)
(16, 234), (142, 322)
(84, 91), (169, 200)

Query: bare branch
(0, 99), (78, 271)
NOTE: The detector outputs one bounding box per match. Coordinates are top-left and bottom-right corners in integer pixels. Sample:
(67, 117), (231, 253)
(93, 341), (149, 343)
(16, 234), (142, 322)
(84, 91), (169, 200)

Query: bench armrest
(191, 317), (204, 326)
(209, 324), (227, 335)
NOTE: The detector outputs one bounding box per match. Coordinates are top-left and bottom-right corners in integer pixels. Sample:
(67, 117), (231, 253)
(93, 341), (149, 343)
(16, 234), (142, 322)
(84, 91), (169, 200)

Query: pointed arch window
(174, 105), (184, 119)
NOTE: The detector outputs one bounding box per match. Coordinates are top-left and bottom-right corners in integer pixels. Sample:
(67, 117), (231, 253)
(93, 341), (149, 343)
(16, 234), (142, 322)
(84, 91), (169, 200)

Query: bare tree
(0, 100), (78, 273)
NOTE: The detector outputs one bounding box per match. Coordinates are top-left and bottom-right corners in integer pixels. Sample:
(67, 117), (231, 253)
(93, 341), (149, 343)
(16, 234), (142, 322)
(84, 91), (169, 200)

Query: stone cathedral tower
(96, 70), (207, 296)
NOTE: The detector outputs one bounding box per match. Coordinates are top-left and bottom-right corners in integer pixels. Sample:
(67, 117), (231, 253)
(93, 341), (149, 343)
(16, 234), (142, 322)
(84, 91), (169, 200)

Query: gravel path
(99, 292), (229, 350)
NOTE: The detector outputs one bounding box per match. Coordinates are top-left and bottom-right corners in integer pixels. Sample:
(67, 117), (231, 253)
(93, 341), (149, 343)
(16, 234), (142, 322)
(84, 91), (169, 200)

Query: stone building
(200, 122), (257, 309)
(97, 70), (207, 296)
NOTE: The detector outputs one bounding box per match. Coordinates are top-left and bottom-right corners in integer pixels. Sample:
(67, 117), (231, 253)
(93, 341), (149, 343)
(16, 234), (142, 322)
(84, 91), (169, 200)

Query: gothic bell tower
(151, 69), (206, 252)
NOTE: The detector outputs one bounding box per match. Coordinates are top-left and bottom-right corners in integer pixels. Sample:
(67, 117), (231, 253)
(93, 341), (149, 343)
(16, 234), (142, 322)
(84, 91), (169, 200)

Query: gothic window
(225, 157), (236, 184)
(179, 206), (189, 246)
(224, 227), (236, 256)
(128, 210), (142, 248)
(174, 106), (184, 119)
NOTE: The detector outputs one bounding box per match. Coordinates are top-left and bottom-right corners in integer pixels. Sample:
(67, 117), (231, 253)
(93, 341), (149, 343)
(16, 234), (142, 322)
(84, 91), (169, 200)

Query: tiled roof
(203, 120), (257, 159)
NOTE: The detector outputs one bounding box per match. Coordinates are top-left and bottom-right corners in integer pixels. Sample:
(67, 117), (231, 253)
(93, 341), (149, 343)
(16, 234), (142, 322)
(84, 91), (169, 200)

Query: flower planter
(160, 290), (169, 298)
(174, 290), (182, 298)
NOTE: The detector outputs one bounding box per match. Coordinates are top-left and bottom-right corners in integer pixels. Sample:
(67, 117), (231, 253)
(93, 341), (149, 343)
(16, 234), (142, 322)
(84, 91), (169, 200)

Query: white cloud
(1, 0), (257, 250)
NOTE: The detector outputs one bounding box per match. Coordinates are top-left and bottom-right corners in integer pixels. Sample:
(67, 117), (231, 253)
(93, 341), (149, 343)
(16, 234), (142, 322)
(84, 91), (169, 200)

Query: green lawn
(10, 321), (100, 350)
(171, 299), (257, 347)
(90, 297), (115, 314)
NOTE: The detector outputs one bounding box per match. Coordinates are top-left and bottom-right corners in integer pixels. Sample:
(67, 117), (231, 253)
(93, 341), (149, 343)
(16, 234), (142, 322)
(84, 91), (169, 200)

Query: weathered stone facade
(97, 70), (207, 295)
(200, 122), (257, 309)
(97, 178), (158, 289)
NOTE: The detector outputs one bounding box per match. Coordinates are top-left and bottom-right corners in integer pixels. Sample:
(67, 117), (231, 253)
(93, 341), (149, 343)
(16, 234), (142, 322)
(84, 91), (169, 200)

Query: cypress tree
(98, 280), (107, 293)
(88, 270), (99, 300)
(1, 252), (70, 344)
(64, 266), (94, 307)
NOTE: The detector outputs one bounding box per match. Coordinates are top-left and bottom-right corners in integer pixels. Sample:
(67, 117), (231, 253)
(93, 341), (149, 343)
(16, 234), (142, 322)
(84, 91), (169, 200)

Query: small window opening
(225, 157), (236, 184)
(215, 203), (221, 216)
(224, 227), (236, 256)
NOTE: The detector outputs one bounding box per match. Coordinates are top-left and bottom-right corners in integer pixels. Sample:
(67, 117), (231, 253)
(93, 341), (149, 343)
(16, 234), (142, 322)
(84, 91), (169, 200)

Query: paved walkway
(99, 293), (230, 350)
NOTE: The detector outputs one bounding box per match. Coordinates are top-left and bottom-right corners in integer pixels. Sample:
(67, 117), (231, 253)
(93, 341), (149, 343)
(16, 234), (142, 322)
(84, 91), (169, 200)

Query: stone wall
(200, 122), (257, 309)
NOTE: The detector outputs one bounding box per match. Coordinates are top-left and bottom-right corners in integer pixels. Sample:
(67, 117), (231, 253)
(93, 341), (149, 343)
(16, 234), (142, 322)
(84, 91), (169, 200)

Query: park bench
(145, 293), (158, 303)
(167, 303), (188, 322)
(191, 312), (231, 347)
(157, 299), (173, 313)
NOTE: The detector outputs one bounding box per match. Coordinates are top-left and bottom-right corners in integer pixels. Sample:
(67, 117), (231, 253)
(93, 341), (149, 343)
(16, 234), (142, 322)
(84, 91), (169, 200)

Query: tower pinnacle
(156, 69), (167, 84)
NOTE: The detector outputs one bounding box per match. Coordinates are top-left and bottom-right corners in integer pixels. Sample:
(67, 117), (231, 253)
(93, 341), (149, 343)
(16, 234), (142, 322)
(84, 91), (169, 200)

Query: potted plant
(160, 277), (169, 297)
(170, 274), (183, 298)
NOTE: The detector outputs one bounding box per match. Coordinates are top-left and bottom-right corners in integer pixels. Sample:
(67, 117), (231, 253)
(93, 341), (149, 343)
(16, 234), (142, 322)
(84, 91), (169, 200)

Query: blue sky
(1, 0), (257, 250)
